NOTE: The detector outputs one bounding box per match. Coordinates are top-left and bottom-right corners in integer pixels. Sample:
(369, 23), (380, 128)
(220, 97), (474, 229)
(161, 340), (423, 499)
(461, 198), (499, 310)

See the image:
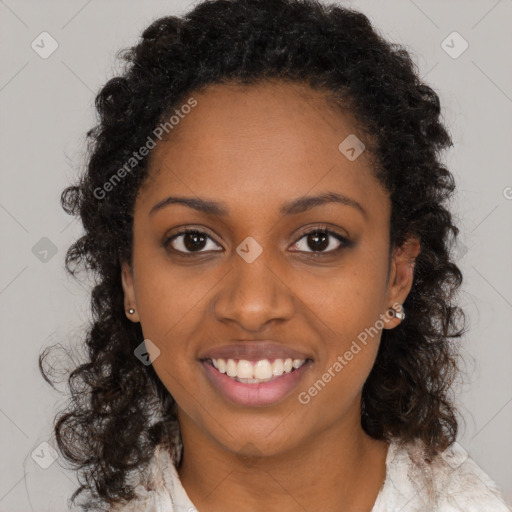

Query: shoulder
(373, 438), (511, 512)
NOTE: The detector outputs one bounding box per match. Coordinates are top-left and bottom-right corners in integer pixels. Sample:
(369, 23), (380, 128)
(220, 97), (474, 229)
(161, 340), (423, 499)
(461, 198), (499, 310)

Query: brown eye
(165, 229), (222, 254)
(291, 228), (349, 254)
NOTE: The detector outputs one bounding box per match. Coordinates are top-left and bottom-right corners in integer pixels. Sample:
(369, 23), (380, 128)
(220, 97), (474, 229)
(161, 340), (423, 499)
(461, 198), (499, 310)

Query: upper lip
(199, 341), (313, 361)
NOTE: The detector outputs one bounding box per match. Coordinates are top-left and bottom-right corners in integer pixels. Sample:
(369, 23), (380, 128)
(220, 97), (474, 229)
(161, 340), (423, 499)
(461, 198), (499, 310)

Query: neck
(177, 410), (389, 512)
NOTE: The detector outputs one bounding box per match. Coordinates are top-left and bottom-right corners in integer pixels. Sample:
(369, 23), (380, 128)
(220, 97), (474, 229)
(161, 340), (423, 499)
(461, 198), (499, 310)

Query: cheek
(291, 246), (388, 395)
(296, 293), (382, 422)
(290, 245), (390, 342)
(131, 232), (216, 338)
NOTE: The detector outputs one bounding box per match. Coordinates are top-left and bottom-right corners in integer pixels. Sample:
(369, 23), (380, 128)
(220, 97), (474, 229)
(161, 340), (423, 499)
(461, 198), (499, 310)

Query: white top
(111, 433), (511, 511)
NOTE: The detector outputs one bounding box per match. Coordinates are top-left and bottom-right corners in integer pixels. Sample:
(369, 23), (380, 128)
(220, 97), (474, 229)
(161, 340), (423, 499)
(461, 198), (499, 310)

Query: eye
(164, 226), (350, 257)
(290, 227), (350, 255)
(165, 228), (222, 255)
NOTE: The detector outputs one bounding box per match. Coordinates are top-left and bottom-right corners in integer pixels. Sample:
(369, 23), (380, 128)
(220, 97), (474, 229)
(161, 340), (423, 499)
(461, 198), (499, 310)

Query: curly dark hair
(39, 0), (466, 509)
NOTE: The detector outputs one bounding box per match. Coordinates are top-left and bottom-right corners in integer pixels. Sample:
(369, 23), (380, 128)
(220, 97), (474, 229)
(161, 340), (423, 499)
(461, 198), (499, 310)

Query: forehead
(138, 80), (387, 219)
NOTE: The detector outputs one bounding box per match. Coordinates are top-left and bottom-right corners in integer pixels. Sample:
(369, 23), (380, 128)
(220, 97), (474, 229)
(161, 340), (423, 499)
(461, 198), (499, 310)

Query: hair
(39, 0), (466, 509)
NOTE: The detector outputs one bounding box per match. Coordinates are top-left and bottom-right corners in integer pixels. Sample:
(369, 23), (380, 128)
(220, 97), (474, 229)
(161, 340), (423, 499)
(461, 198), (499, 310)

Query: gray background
(1, 0), (511, 510)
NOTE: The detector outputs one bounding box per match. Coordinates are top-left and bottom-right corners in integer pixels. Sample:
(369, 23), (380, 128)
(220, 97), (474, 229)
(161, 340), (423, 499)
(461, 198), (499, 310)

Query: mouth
(200, 357), (314, 407)
(201, 357), (310, 382)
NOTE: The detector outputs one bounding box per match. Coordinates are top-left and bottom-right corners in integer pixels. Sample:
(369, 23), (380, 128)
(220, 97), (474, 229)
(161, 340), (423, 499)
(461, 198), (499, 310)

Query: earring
(390, 304), (405, 321)
(127, 308), (135, 315)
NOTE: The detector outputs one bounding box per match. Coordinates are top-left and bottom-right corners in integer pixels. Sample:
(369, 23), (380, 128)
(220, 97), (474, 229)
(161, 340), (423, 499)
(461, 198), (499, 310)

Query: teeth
(226, 359), (237, 377)
(217, 358), (226, 374)
(272, 358), (284, 376)
(237, 360), (254, 379)
(210, 357), (307, 380)
(254, 359), (272, 379)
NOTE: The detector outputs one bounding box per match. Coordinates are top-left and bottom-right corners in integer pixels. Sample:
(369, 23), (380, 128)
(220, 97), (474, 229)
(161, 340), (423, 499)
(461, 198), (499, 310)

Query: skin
(121, 80), (420, 512)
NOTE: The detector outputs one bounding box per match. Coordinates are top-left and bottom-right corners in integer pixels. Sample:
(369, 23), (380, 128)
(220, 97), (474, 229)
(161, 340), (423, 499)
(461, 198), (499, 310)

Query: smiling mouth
(200, 357), (313, 383)
(200, 356), (314, 407)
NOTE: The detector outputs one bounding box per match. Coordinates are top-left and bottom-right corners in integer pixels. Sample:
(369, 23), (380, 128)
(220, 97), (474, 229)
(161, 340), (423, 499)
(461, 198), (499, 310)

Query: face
(121, 80), (419, 457)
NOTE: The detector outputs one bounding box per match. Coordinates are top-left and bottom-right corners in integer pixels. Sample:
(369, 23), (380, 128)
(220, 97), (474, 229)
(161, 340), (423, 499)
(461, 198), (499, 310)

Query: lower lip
(201, 359), (313, 407)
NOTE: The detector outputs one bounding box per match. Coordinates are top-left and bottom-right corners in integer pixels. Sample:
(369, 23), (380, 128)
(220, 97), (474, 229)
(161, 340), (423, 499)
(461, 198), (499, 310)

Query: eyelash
(164, 226), (350, 257)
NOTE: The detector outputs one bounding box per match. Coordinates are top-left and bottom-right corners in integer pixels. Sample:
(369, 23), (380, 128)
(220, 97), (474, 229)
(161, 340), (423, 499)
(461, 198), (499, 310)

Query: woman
(40, 0), (511, 510)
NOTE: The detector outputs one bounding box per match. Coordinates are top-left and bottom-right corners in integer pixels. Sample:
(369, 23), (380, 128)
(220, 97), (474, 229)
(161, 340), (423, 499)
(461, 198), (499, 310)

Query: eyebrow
(149, 191), (366, 218)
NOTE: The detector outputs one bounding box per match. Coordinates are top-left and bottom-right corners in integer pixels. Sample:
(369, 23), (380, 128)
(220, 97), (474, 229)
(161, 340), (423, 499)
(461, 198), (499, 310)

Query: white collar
(113, 435), (510, 511)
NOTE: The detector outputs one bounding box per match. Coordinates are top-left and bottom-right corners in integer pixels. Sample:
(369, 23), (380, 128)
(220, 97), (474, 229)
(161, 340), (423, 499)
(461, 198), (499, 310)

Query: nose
(212, 249), (295, 332)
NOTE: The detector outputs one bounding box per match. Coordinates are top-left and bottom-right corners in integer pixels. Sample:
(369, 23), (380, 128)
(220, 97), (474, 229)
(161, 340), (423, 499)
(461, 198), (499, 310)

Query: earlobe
(121, 262), (140, 323)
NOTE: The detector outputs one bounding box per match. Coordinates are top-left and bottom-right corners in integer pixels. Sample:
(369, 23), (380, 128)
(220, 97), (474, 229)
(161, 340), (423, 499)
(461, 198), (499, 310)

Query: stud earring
(127, 308), (135, 314)
(390, 304), (405, 321)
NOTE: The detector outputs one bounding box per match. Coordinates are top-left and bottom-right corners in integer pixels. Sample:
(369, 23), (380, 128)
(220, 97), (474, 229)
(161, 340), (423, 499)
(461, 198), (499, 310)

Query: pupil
(308, 231), (328, 251)
(184, 232), (206, 251)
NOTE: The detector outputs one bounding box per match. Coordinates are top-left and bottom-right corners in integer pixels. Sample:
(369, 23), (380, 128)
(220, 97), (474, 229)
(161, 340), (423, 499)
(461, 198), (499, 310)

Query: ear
(121, 261), (140, 323)
(383, 236), (421, 329)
